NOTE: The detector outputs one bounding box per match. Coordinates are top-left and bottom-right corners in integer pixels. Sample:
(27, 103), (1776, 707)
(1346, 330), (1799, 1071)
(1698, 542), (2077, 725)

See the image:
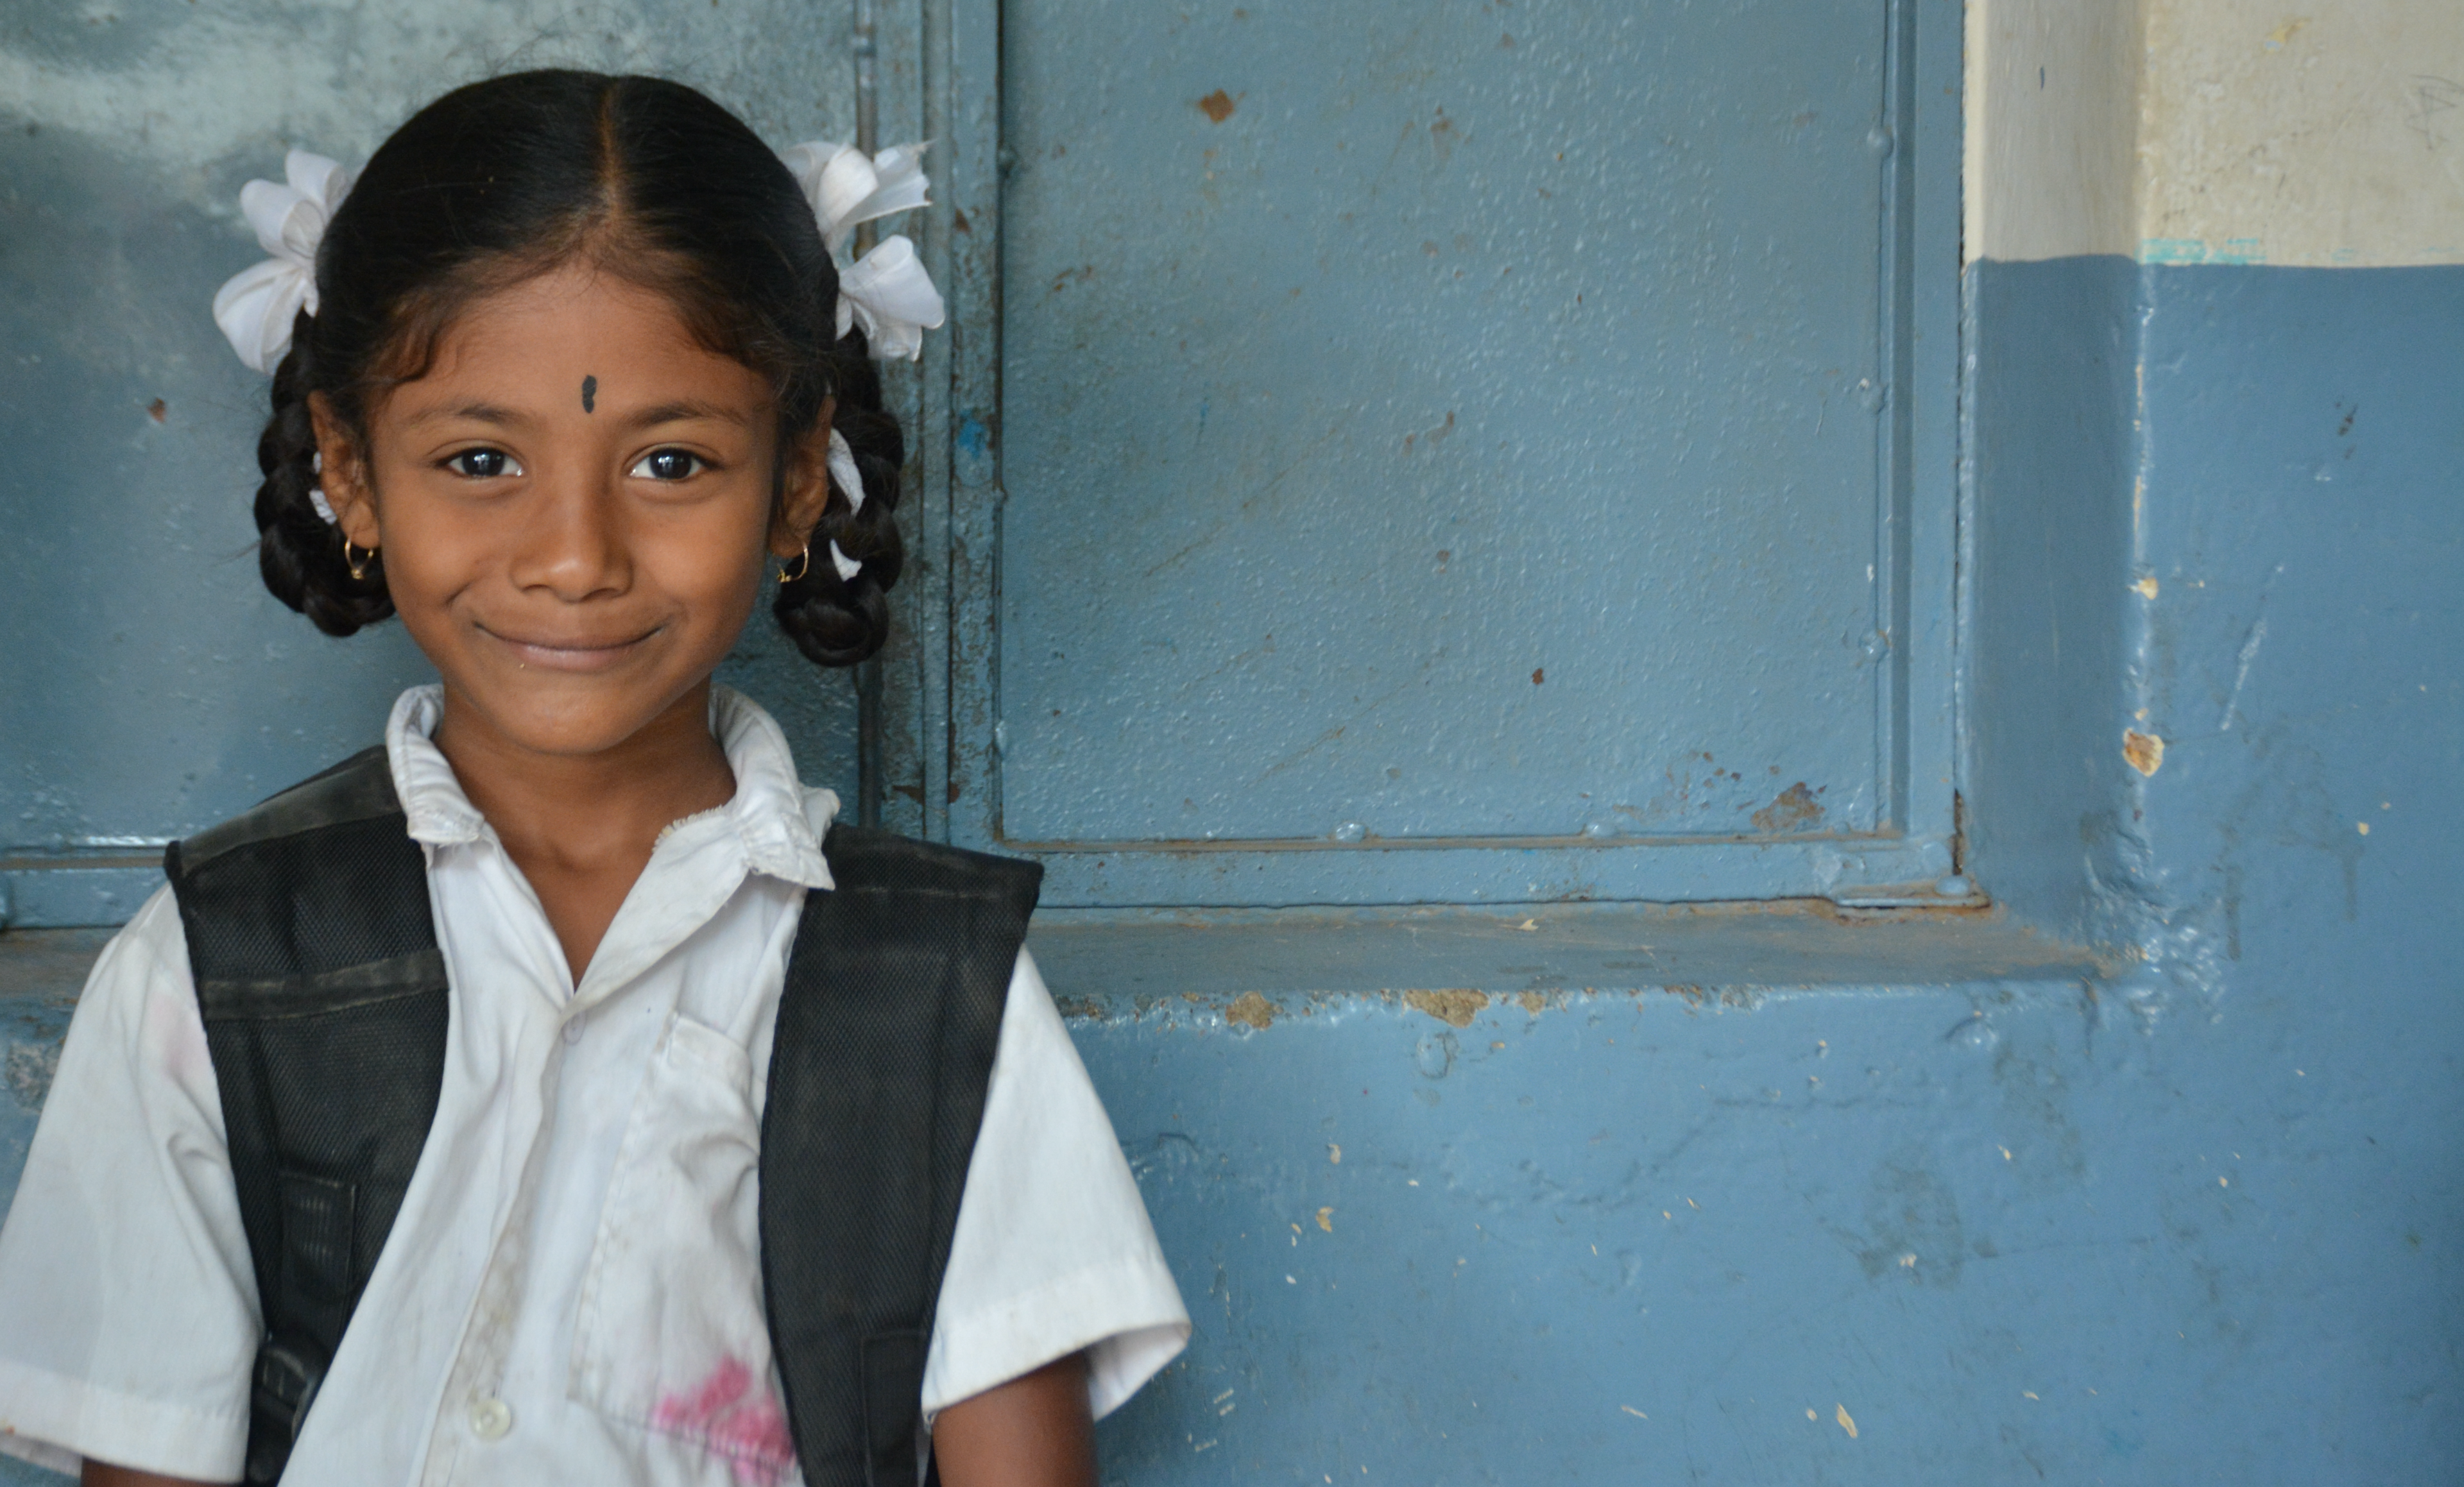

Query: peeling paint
(4, 1038), (60, 1112)
(2123, 730), (2165, 776)
(1225, 991), (1276, 1030)
(1403, 990), (1487, 1028)
(1750, 783), (1827, 833)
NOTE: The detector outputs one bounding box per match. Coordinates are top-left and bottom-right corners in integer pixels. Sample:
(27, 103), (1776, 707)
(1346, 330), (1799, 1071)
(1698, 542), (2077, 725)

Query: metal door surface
(950, 0), (1961, 906)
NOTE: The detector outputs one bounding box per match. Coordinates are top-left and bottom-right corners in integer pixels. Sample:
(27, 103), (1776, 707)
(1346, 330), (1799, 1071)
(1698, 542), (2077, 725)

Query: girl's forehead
(393, 263), (769, 417)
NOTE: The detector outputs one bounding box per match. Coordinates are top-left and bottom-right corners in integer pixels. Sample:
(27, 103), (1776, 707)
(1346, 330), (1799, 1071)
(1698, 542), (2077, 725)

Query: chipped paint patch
(1226, 991), (1276, 1030)
(1403, 989), (1489, 1028)
(1835, 1404), (1858, 1438)
(1750, 782), (1825, 833)
(5, 1038), (61, 1112)
(2123, 730), (2165, 776)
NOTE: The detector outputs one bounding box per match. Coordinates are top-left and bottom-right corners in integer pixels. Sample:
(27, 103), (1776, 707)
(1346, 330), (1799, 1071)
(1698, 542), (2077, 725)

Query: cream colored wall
(1969, 0), (2464, 266)
(1964, 0), (2146, 261)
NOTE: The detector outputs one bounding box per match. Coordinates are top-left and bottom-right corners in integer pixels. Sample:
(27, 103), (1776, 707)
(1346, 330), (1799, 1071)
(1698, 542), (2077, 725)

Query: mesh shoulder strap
(760, 825), (1043, 1487)
(164, 747), (449, 1484)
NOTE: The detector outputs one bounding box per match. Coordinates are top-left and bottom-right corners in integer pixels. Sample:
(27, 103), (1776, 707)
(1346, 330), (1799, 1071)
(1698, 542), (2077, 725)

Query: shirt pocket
(570, 1012), (801, 1485)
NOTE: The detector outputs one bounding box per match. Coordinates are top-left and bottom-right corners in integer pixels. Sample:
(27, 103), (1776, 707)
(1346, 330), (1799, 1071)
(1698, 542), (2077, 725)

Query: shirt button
(468, 1397), (514, 1441)
(562, 1015), (585, 1046)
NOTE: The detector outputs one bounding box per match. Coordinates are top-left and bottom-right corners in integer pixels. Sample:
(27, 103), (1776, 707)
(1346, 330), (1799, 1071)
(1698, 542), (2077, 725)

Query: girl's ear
(771, 395), (839, 561)
(306, 392), (381, 550)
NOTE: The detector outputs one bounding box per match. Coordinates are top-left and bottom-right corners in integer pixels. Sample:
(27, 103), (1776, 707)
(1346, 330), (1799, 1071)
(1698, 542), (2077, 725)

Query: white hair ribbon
(779, 140), (946, 362)
(211, 149), (352, 376)
(825, 427), (865, 581)
(308, 451), (336, 526)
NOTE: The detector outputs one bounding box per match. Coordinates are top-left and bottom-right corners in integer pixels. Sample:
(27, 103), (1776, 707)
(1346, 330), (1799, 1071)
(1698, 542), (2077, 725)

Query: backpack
(162, 747), (1041, 1486)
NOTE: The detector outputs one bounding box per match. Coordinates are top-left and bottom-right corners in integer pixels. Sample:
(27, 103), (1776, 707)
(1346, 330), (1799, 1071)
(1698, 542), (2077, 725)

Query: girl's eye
(445, 448), (520, 480)
(629, 448), (706, 482)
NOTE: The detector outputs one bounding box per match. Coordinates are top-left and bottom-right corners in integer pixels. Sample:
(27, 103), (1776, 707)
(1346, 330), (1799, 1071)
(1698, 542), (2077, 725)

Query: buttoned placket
(370, 685), (835, 1485)
(411, 820), (765, 1484)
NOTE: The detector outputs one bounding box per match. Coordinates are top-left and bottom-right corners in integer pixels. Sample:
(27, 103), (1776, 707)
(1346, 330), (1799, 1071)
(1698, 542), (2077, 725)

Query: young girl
(0, 71), (1186, 1487)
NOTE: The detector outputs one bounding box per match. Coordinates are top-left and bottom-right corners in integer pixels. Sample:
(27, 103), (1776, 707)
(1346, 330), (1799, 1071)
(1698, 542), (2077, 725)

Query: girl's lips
(477, 623), (659, 672)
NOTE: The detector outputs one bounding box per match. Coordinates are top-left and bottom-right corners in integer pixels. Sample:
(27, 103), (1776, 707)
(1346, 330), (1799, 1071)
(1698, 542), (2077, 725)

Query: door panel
(959, 0), (1960, 905)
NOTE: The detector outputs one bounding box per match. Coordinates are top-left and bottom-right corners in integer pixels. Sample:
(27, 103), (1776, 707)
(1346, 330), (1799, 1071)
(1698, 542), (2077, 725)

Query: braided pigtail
(774, 334), (906, 667)
(252, 323), (393, 635)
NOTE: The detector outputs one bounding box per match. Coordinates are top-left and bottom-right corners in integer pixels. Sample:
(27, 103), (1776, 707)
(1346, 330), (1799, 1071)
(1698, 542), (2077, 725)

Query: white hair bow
(778, 140), (946, 362)
(211, 150), (352, 375)
(824, 429), (866, 581)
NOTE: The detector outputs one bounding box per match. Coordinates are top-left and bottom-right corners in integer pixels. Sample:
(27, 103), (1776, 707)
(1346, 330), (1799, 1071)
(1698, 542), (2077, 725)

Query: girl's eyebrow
(624, 399), (753, 429)
(395, 398), (750, 430)
(400, 399), (528, 429)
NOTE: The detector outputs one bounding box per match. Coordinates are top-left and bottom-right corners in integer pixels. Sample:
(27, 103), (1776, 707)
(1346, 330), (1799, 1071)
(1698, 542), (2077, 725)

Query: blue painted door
(948, 0), (1962, 907)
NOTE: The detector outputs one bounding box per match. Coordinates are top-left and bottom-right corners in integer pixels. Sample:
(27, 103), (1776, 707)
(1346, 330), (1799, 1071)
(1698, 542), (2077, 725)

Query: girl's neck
(431, 679), (739, 979)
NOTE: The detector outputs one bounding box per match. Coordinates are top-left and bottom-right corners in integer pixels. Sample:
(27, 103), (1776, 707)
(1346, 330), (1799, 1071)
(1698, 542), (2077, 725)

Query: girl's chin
(440, 677), (703, 761)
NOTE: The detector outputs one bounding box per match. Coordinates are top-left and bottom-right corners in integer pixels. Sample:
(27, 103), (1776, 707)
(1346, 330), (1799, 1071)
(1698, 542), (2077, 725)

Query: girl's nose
(508, 463), (631, 601)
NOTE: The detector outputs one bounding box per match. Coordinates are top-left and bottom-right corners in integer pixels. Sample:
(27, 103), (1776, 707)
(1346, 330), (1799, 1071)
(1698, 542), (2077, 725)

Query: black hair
(253, 69), (903, 665)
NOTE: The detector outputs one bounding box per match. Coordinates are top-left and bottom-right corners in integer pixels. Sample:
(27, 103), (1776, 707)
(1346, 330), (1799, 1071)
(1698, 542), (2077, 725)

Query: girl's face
(314, 262), (829, 761)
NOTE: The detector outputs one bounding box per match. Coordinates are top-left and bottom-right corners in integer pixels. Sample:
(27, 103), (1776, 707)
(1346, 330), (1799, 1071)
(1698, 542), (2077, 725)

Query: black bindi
(581, 375), (597, 414)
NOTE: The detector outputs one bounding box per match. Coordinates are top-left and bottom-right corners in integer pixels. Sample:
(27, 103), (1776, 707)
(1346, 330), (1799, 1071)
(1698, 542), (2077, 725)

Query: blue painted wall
(1051, 260), (2464, 1484)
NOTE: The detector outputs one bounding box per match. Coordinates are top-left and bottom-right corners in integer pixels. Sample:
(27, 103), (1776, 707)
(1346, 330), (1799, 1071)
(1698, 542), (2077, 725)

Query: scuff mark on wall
(2218, 616), (2266, 731)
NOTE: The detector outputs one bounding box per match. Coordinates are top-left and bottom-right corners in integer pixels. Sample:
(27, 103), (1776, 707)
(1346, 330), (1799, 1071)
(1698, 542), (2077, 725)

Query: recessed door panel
(994, 0), (1935, 873)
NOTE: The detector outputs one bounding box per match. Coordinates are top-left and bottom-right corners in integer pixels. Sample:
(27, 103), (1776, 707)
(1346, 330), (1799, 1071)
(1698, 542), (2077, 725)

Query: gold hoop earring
(778, 543), (811, 584)
(343, 536), (376, 582)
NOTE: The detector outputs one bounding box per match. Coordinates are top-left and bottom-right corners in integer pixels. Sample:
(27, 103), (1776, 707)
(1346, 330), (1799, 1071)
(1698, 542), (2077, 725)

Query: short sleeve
(0, 886), (259, 1481)
(920, 948), (1190, 1422)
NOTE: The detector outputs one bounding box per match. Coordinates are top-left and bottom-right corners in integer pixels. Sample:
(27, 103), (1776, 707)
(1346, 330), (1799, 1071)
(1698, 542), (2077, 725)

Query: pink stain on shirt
(651, 1357), (798, 1484)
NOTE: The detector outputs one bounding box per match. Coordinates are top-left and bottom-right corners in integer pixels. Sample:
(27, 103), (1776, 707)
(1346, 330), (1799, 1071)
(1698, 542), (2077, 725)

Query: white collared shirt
(0, 686), (1188, 1484)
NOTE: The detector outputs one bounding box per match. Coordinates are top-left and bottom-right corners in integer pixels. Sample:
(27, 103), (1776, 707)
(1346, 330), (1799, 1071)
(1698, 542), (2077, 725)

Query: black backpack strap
(760, 825), (1043, 1487)
(164, 747), (450, 1484)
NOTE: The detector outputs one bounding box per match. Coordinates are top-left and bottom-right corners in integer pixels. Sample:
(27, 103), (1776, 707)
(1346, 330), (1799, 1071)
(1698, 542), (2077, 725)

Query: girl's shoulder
(78, 882), (194, 1017)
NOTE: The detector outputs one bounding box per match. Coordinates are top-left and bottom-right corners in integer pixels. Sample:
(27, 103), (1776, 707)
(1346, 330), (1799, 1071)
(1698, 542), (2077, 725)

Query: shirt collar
(383, 684), (837, 891)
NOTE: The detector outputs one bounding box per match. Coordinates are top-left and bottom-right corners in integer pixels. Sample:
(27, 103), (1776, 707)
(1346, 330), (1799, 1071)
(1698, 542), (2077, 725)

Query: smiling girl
(0, 71), (1186, 1487)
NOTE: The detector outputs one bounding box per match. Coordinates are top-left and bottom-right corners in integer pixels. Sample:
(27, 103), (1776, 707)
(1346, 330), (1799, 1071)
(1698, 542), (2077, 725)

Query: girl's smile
(474, 619), (665, 672)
